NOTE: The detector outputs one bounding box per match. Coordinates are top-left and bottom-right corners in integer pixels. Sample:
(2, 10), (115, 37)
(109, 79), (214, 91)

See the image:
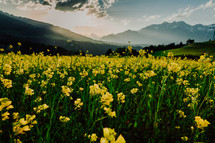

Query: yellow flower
(34, 97), (42, 103)
(3, 64), (12, 75)
(24, 87), (34, 96)
(124, 78), (130, 82)
(19, 118), (28, 125)
(13, 112), (19, 120)
(128, 46), (132, 52)
(59, 116), (70, 122)
(88, 133), (98, 142)
(22, 125), (31, 132)
(100, 137), (109, 143)
(9, 45), (13, 49)
(177, 110), (186, 118)
(181, 136), (188, 141)
(103, 128), (116, 141)
(2, 116), (9, 121)
(6, 105), (14, 110)
(14, 139), (22, 143)
(61, 86), (71, 97)
(101, 127), (126, 143)
(117, 93), (125, 103)
(34, 104), (49, 113)
(100, 92), (113, 106)
(167, 52), (174, 57)
(79, 87), (84, 91)
(1, 78), (11, 88)
(115, 134), (126, 143)
(195, 116), (210, 130)
(130, 88), (138, 94)
(104, 107), (116, 118)
(1, 111), (10, 117)
(17, 42), (21, 46)
(74, 98), (83, 110)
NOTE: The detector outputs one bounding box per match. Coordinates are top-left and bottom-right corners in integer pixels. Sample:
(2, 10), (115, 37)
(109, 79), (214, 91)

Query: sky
(0, 0), (215, 37)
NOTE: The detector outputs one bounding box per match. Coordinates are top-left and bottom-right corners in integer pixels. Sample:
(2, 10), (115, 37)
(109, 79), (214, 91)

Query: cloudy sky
(0, 0), (215, 37)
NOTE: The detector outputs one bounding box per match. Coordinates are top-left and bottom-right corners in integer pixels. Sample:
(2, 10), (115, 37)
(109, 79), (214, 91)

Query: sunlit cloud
(138, 15), (161, 23)
(164, 0), (215, 21)
(5, 0), (117, 18)
(121, 19), (130, 26)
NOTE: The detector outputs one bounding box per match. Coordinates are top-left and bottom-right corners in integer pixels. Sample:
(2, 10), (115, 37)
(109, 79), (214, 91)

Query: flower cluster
(3, 64), (12, 75)
(1, 78), (12, 88)
(33, 104), (49, 114)
(88, 133), (98, 142)
(100, 127), (126, 143)
(130, 88), (138, 94)
(24, 86), (34, 96)
(59, 116), (70, 122)
(61, 86), (72, 98)
(177, 110), (186, 118)
(13, 114), (37, 136)
(194, 116), (210, 130)
(89, 84), (107, 96)
(74, 98), (83, 110)
(117, 92), (125, 104)
(0, 98), (14, 121)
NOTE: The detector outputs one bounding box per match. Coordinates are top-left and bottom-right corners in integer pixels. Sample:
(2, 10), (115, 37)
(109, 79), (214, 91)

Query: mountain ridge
(101, 21), (215, 45)
(0, 11), (123, 55)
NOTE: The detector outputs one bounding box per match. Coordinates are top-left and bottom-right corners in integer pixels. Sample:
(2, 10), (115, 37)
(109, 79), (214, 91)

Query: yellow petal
(115, 135), (126, 143)
(100, 137), (109, 143)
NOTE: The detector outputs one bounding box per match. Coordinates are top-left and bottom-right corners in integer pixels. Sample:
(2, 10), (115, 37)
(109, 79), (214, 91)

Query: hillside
(101, 21), (214, 45)
(154, 40), (215, 58)
(0, 11), (122, 55)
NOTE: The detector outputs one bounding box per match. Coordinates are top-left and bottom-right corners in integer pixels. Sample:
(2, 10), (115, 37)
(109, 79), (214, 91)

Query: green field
(154, 40), (215, 58)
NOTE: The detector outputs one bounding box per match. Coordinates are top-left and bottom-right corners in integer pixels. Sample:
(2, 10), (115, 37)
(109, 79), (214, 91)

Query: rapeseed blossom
(24, 87), (34, 96)
(177, 110), (186, 118)
(33, 104), (49, 113)
(100, 128), (126, 143)
(3, 64), (12, 75)
(61, 86), (72, 97)
(59, 116), (70, 122)
(74, 98), (83, 110)
(117, 93), (125, 103)
(181, 136), (188, 141)
(88, 133), (98, 142)
(0, 98), (14, 121)
(195, 116), (210, 130)
(13, 114), (37, 136)
(130, 88), (138, 94)
(1, 78), (12, 88)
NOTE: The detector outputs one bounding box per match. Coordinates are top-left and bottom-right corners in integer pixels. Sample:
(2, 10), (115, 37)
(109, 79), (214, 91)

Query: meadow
(0, 50), (215, 143)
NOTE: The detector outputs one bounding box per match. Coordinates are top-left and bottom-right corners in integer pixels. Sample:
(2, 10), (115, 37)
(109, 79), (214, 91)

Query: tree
(106, 48), (112, 56)
(186, 39), (195, 45)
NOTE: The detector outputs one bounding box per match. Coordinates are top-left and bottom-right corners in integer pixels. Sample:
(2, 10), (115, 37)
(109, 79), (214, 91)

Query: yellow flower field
(0, 51), (214, 142)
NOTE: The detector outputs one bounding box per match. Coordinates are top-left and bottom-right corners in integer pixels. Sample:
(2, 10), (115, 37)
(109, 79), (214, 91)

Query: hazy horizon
(0, 0), (215, 37)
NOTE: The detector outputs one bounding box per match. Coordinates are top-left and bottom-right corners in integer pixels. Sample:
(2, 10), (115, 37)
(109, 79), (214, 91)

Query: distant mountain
(101, 21), (215, 45)
(0, 11), (120, 55)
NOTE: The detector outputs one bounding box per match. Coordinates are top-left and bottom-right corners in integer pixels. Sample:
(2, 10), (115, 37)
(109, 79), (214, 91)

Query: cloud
(121, 19), (130, 26)
(138, 15), (161, 23)
(7, 0), (116, 18)
(164, 0), (215, 21)
(16, 1), (52, 12)
(0, 0), (7, 4)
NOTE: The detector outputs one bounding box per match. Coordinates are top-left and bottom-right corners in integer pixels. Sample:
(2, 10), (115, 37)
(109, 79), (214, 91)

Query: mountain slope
(0, 11), (122, 55)
(101, 21), (214, 45)
(154, 40), (215, 57)
(0, 11), (93, 43)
